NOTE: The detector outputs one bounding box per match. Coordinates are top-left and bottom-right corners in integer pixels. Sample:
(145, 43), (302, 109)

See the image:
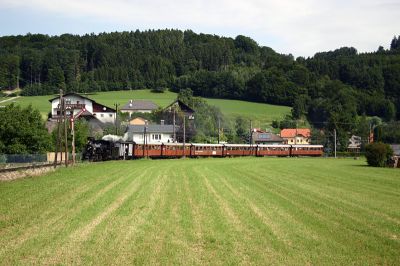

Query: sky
(0, 0), (399, 57)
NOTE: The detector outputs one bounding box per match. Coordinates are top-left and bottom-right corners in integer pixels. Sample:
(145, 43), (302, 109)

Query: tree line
(0, 30), (399, 144)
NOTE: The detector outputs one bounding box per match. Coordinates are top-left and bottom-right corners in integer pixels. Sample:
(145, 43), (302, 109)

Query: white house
(49, 93), (116, 124)
(124, 124), (175, 144)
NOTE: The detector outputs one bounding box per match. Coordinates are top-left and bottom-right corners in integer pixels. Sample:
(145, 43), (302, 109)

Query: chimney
(160, 120), (164, 125)
(129, 99), (133, 107)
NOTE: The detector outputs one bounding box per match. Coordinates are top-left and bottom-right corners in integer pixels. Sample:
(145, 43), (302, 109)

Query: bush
(365, 142), (393, 167)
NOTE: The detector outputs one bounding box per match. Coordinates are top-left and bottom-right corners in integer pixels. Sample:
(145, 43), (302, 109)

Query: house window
(100, 114), (104, 117)
(109, 114), (113, 117)
(152, 134), (161, 140)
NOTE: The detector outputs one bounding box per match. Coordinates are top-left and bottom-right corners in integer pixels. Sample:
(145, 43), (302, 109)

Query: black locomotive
(82, 137), (121, 161)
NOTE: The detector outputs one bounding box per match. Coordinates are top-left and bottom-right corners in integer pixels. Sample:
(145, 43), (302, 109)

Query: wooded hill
(0, 30), (399, 126)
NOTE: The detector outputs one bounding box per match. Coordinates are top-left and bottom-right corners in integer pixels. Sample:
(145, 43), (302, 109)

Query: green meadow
(1, 157), (399, 265)
(2, 90), (291, 125)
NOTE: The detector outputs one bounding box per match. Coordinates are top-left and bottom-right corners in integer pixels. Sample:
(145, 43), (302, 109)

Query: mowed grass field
(3, 90), (291, 125)
(1, 158), (399, 265)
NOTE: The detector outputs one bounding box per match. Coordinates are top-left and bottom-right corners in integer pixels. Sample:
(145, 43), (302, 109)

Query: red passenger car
(290, 145), (323, 156)
(257, 145), (291, 156)
(191, 144), (224, 157)
(161, 143), (191, 157)
(223, 144), (255, 156)
(133, 143), (162, 158)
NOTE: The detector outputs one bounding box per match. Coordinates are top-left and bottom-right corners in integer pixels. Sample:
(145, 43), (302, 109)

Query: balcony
(56, 103), (86, 110)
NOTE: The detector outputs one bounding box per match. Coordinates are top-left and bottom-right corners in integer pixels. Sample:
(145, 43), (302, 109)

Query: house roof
(80, 110), (94, 117)
(280, 128), (311, 138)
(126, 124), (175, 134)
(49, 92), (87, 102)
(49, 92), (115, 112)
(120, 100), (158, 111)
(253, 132), (283, 143)
(164, 100), (195, 114)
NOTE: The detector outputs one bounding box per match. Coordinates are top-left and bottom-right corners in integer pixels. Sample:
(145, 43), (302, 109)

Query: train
(82, 137), (323, 161)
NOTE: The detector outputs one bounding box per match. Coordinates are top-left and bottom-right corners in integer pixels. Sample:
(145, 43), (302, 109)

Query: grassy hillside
(2, 90), (291, 126)
(1, 157), (399, 264)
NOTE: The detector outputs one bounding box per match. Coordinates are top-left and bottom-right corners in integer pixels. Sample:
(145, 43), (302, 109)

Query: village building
(129, 117), (147, 125)
(124, 124), (175, 144)
(280, 128), (311, 145)
(49, 92), (116, 124)
(252, 129), (284, 145)
(163, 100), (195, 142)
(120, 99), (158, 115)
(348, 135), (362, 152)
(164, 100), (195, 117)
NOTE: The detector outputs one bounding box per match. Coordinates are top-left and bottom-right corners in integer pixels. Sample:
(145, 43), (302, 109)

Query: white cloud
(1, 0), (399, 56)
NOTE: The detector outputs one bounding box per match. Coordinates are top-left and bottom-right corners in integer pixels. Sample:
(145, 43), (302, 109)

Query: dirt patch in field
(0, 166), (55, 181)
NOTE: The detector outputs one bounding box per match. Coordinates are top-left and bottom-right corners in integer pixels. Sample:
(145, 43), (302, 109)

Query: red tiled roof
(280, 128), (311, 138)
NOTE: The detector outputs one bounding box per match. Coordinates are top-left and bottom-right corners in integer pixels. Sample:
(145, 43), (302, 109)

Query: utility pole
(143, 120), (147, 158)
(54, 89), (63, 168)
(334, 128), (337, 158)
(71, 117), (75, 165)
(218, 116), (220, 144)
(142, 128), (145, 157)
(249, 120), (252, 145)
(173, 108), (176, 142)
(63, 97), (69, 167)
(183, 114), (186, 158)
(145, 126), (148, 158)
(114, 103), (120, 135)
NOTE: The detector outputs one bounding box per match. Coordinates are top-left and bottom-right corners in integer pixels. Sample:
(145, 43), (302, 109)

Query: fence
(0, 153), (80, 167)
(0, 154), (47, 164)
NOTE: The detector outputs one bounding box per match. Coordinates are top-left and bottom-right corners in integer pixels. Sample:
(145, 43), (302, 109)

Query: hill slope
(3, 90), (291, 126)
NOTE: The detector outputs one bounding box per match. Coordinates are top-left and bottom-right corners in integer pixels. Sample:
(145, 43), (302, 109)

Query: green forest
(0, 30), (399, 147)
